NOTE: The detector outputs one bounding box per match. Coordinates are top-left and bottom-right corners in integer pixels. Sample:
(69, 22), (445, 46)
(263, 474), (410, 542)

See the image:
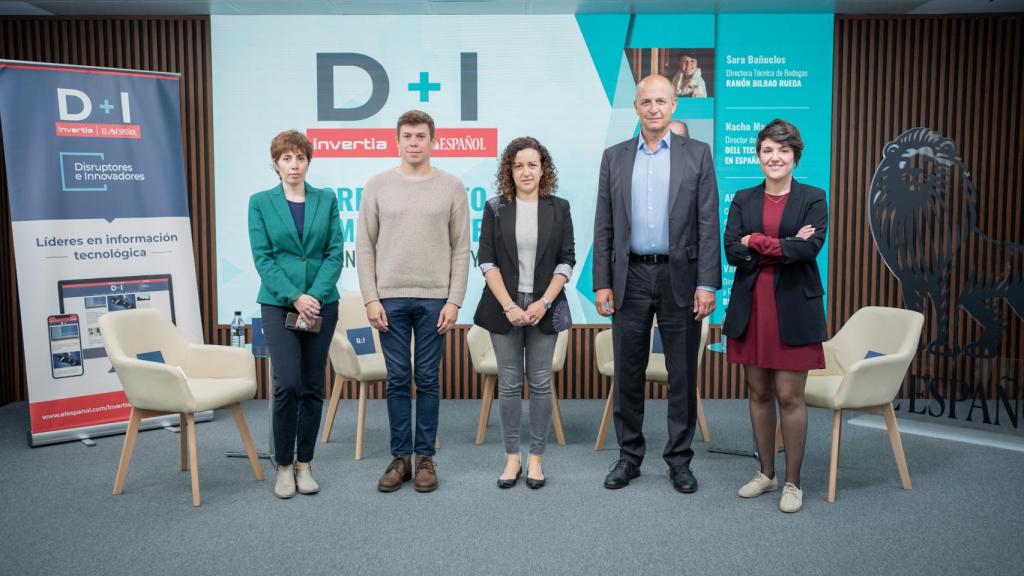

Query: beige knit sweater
(356, 167), (471, 307)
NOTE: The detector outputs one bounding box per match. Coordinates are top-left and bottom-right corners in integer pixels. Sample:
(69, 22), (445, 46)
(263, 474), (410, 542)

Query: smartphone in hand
(285, 312), (323, 333)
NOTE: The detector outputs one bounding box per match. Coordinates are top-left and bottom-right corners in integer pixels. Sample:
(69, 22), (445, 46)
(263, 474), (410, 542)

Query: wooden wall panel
(830, 15), (1023, 399)
(1, 14), (1020, 408)
(214, 323), (744, 403)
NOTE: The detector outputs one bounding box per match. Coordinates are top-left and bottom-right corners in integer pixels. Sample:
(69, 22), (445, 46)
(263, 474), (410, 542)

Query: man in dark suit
(593, 74), (721, 493)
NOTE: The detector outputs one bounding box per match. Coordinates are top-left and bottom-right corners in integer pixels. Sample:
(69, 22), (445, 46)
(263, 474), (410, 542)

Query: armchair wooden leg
(113, 408), (143, 495)
(696, 390), (710, 443)
(475, 375), (496, 445)
(179, 412), (188, 471)
(883, 404), (912, 491)
(355, 381), (369, 460)
(827, 409), (843, 503)
(230, 403), (264, 481)
(551, 380), (566, 446)
(322, 374), (344, 444)
(185, 413), (200, 507)
(595, 384), (615, 451)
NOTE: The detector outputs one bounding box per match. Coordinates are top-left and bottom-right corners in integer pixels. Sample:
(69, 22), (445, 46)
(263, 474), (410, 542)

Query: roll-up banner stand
(0, 61), (208, 446)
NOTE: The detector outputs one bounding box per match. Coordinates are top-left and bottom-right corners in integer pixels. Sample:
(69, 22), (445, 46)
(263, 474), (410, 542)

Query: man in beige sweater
(356, 110), (470, 493)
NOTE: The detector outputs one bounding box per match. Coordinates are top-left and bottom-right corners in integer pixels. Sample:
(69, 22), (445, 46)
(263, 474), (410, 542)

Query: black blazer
(721, 181), (828, 346)
(473, 195), (575, 335)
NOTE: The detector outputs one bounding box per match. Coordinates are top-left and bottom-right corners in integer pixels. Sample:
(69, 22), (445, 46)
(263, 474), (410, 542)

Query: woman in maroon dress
(722, 119), (829, 513)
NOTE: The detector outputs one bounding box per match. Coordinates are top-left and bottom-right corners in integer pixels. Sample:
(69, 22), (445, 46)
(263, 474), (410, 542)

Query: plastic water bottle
(230, 311), (246, 348)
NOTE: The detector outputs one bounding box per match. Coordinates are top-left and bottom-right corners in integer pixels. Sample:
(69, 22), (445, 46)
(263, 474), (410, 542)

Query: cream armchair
(803, 306), (924, 502)
(467, 325), (568, 445)
(594, 317), (711, 450)
(322, 292), (387, 460)
(99, 308), (263, 507)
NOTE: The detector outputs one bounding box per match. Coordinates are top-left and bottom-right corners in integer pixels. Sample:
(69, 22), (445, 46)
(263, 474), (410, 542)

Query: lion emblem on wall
(868, 127), (1023, 357)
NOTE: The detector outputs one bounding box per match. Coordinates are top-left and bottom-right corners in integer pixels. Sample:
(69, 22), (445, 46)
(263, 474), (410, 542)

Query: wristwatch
(542, 297), (552, 310)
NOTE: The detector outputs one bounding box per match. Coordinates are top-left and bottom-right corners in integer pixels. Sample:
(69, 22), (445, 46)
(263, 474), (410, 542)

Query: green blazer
(248, 182), (343, 307)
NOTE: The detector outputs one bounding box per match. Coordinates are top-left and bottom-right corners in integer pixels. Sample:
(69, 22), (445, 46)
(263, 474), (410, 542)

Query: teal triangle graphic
(574, 245), (609, 324)
(219, 256), (242, 284)
(576, 245), (595, 305)
(575, 14), (631, 106)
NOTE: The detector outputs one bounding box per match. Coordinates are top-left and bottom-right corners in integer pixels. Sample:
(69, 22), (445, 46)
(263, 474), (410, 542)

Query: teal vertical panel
(713, 13), (835, 323)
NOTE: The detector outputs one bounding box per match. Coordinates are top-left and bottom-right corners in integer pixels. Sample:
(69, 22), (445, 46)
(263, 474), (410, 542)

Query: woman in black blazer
(474, 136), (575, 489)
(722, 119), (828, 513)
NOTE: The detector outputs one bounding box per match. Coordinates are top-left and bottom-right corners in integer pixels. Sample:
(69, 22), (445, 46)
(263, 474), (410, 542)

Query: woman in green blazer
(248, 130), (342, 499)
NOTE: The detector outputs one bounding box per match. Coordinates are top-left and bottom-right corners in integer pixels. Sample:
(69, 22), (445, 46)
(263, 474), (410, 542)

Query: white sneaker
(779, 482), (803, 513)
(274, 464), (296, 499)
(294, 463), (320, 495)
(738, 471), (778, 498)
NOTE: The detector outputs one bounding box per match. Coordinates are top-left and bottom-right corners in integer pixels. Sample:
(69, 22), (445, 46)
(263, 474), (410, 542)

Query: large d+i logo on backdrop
(315, 52), (478, 121)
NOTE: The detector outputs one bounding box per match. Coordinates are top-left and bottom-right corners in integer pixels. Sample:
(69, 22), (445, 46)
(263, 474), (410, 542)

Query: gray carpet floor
(1, 398), (1021, 575)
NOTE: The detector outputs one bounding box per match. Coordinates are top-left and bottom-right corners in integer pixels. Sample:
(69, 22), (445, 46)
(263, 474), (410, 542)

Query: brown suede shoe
(414, 455), (438, 493)
(377, 455), (412, 493)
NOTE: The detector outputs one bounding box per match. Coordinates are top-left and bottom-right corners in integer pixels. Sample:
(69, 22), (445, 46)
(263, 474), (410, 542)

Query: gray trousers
(490, 292), (557, 456)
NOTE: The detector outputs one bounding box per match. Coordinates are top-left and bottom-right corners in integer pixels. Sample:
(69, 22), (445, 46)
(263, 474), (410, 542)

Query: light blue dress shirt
(630, 132), (672, 255)
(629, 131), (715, 294)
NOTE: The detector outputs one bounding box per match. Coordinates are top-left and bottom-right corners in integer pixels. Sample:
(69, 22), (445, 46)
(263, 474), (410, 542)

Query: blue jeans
(379, 298), (446, 457)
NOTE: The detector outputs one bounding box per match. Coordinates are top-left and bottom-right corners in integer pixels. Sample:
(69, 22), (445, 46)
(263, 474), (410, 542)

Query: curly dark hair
(495, 136), (558, 202)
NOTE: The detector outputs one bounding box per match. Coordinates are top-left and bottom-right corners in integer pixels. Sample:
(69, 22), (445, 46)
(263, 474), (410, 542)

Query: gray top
(515, 199), (539, 292)
(479, 198), (574, 302)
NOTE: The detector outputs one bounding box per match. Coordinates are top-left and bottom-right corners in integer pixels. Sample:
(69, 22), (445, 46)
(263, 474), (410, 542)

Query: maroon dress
(727, 193), (825, 370)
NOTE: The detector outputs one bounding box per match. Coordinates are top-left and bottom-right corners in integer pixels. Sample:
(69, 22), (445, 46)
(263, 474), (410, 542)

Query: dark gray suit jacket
(592, 133), (722, 309)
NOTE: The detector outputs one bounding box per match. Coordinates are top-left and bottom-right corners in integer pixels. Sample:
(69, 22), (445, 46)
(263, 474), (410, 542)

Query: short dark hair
(495, 137), (558, 202)
(270, 129), (313, 162)
(756, 119), (804, 165)
(396, 110), (435, 139)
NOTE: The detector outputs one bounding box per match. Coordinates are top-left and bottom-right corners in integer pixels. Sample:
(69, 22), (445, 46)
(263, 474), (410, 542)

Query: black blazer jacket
(473, 195), (575, 335)
(721, 181), (828, 346)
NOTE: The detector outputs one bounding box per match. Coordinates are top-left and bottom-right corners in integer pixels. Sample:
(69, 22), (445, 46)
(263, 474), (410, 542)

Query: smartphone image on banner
(48, 314), (84, 378)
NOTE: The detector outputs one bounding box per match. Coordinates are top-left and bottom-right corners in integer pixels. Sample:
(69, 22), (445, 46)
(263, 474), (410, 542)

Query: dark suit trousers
(612, 261), (699, 468)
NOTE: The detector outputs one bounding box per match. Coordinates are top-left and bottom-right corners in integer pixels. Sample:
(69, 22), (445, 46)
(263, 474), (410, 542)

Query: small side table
(226, 344), (274, 461)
